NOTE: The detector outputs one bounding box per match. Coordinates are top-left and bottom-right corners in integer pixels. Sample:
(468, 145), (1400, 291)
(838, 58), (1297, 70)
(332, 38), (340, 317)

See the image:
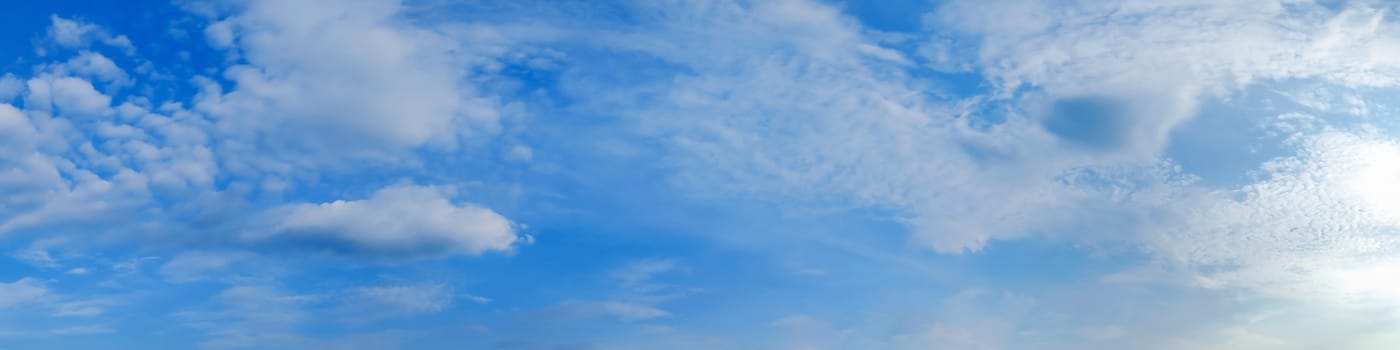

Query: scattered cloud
(176, 285), (319, 350)
(343, 283), (454, 317)
(159, 251), (258, 283)
(4, 0), (1400, 348)
(45, 15), (134, 54)
(190, 0), (506, 169)
(46, 325), (113, 335)
(9, 248), (59, 269)
(248, 184), (520, 259)
(0, 278), (49, 309)
(52, 300), (108, 318)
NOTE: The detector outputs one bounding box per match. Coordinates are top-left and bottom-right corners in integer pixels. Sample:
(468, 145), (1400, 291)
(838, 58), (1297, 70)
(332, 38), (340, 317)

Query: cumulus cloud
(191, 0), (504, 169)
(248, 184), (519, 259)
(45, 15), (134, 54)
(8, 1), (1400, 347)
(58, 51), (129, 85)
(0, 98), (153, 237)
(2, 0), (523, 268)
(26, 76), (112, 118)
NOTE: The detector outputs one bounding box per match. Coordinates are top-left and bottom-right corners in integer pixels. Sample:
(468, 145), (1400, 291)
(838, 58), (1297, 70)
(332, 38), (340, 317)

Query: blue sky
(4, 0), (1400, 349)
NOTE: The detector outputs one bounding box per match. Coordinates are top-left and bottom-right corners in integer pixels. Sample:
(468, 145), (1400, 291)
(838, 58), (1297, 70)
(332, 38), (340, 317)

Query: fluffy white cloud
(248, 185), (519, 258)
(45, 15), (134, 53)
(0, 98), (154, 236)
(2, 7), (520, 266)
(192, 0), (503, 170)
(58, 51), (129, 85)
(27, 76), (112, 118)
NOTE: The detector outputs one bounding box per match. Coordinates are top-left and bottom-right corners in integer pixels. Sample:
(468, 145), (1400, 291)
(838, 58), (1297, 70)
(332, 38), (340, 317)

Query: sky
(3, 0), (1400, 349)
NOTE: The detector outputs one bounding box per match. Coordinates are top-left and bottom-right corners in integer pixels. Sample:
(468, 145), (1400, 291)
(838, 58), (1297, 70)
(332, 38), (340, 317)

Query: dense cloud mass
(2, 0), (1400, 348)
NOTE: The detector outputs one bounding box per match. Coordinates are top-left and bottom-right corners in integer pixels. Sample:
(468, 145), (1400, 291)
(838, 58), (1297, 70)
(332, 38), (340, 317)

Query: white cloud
(1138, 128), (1400, 300)
(177, 285), (318, 349)
(23, 76), (112, 118)
(0, 104), (35, 144)
(463, 293), (492, 304)
(2, 1), (527, 268)
(556, 300), (670, 322)
(44, 77), (112, 118)
(929, 0), (1400, 155)
(0, 278), (49, 309)
(345, 284), (453, 316)
(0, 74), (22, 102)
(203, 20), (235, 49)
(160, 251), (256, 283)
(46, 15), (135, 54)
(59, 51), (129, 84)
(613, 259), (677, 286)
(544, 259), (691, 323)
(504, 144), (533, 163)
(535, 0), (1400, 259)
(887, 289), (1038, 350)
(52, 300), (107, 317)
(47, 15), (100, 48)
(564, 0), (1095, 252)
(598, 301), (669, 321)
(249, 184), (519, 258)
(8, 249), (59, 269)
(192, 0), (504, 169)
(46, 325), (113, 335)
